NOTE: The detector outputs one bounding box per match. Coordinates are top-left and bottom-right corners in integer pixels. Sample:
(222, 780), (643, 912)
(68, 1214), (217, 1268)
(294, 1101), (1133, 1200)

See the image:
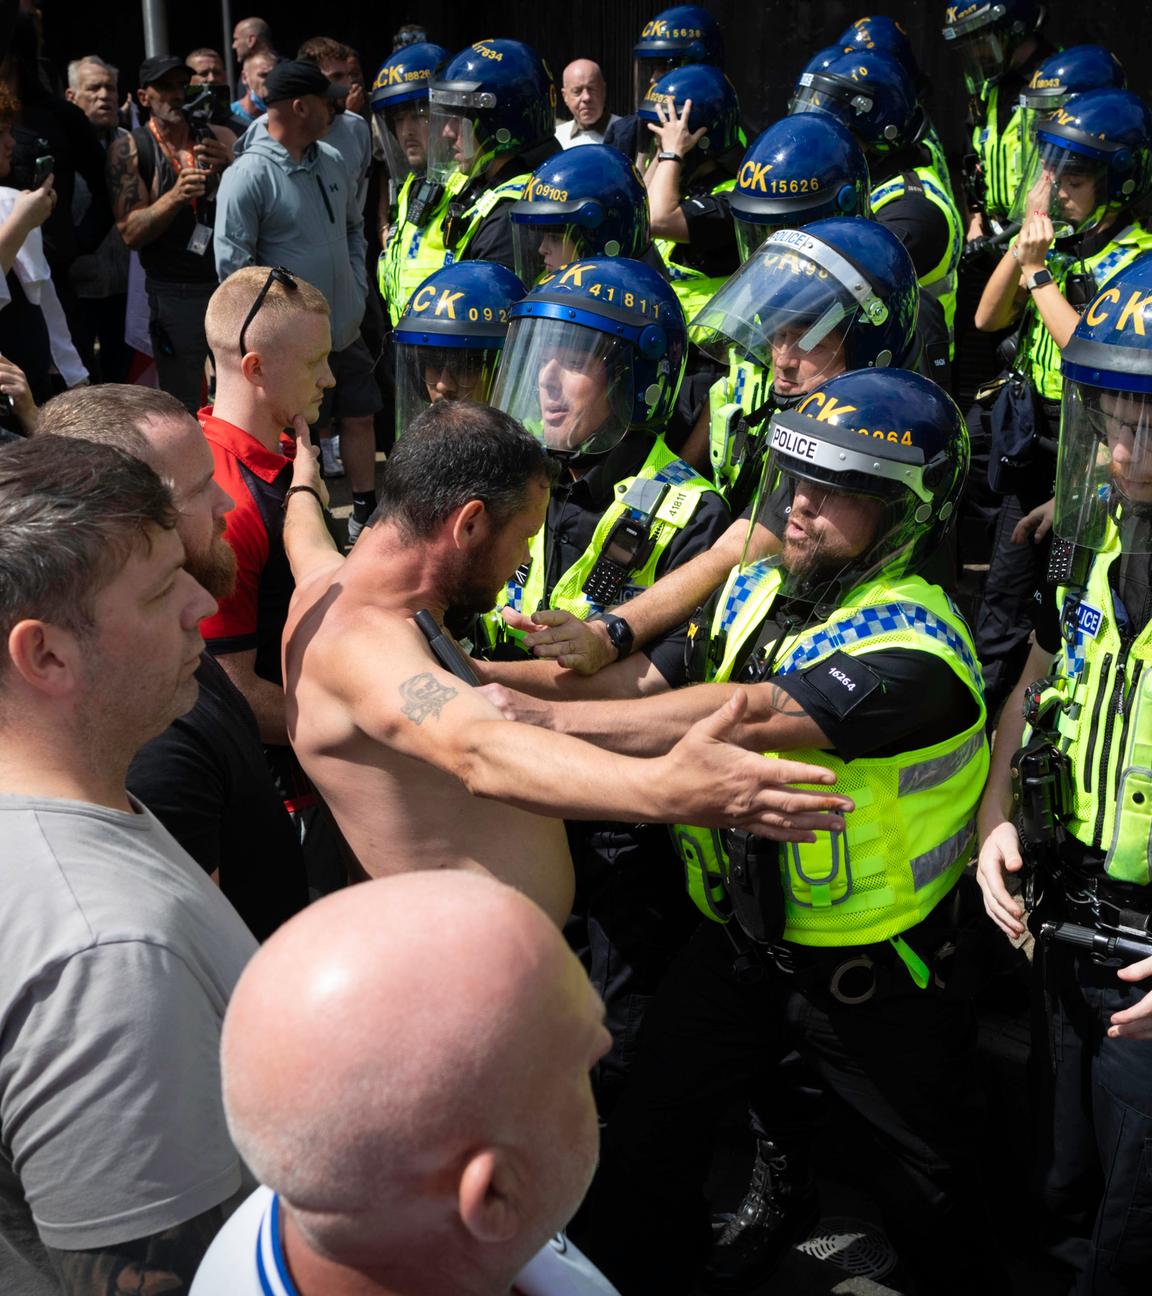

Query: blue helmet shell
(1021, 45), (1125, 112)
(791, 50), (919, 154)
(638, 64), (743, 158)
(634, 6), (724, 66)
(370, 42), (448, 114)
(732, 115), (871, 229)
(1062, 250), (1152, 394)
(429, 40), (556, 162)
(393, 261), (526, 348)
(941, 0), (1043, 44)
(1035, 88), (1152, 211)
(510, 146), (650, 258)
(510, 257), (687, 427)
(837, 15), (919, 80)
(801, 45), (843, 77)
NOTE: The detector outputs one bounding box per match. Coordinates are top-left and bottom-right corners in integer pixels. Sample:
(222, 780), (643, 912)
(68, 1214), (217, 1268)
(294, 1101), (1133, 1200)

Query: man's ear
(6, 620), (85, 699)
(136, 87), (150, 110)
(457, 1148), (520, 1245)
(449, 499), (487, 551)
(240, 350), (265, 385)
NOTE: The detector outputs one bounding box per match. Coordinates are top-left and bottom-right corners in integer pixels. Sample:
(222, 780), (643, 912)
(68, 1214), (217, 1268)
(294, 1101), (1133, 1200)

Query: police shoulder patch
(801, 649), (882, 719)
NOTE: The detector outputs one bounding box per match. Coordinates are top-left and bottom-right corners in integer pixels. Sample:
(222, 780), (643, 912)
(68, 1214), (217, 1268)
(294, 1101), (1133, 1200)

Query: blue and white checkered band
(775, 601), (984, 693)
(504, 580), (525, 612)
(651, 457), (700, 488)
(1062, 594), (1089, 680)
(257, 1195), (299, 1296)
(719, 561), (778, 634)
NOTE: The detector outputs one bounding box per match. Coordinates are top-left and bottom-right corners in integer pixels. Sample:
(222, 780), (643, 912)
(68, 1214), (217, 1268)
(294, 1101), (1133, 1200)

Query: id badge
(186, 222), (212, 256)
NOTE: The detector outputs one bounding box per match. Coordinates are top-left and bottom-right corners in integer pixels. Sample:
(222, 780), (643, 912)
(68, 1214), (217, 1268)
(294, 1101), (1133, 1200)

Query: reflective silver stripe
(899, 731), (985, 798)
(910, 816), (975, 890)
(763, 228), (889, 323)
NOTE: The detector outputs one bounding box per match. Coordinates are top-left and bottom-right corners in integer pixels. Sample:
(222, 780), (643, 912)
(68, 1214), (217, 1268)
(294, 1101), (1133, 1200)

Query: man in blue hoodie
(214, 60), (380, 540)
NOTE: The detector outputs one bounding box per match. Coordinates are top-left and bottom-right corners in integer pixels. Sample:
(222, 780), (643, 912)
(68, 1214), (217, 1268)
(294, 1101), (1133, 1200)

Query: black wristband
(592, 611), (635, 659)
(283, 484), (325, 510)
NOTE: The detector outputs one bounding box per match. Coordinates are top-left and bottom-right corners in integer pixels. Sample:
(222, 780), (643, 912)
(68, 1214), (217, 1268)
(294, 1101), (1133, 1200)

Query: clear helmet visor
(633, 56), (680, 113)
(491, 316), (635, 458)
(950, 27), (1013, 96)
(376, 99), (430, 182)
(395, 342), (500, 437)
(1056, 381), (1152, 555)
(511, 222), (591, 288)
(427, 103), (489, 186)
(689, 244), (861, 382)
(734, 214), (803, 264)
(1009, 136), (1110, 237)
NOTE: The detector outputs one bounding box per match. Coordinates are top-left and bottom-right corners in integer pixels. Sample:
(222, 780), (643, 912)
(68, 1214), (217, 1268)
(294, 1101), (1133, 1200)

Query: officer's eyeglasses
(238, 266), (298, 357)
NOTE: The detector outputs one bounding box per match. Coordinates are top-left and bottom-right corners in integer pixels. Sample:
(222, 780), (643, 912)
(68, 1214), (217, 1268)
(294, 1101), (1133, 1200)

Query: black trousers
(1036, 940), (1152, 1294)
(573, 904), (1008, 1296)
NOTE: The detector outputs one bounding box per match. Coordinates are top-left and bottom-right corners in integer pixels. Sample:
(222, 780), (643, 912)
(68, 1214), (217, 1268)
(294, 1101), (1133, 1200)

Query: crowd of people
(2, 3), (1152, 1294)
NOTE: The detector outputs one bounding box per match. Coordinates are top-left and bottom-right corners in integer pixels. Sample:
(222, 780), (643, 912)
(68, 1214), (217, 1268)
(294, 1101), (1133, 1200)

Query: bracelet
(657, 150), (683, 164)
(283, 484), (325, 510)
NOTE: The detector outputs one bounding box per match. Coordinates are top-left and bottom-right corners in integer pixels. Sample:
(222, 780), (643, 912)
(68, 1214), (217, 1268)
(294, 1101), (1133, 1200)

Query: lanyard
(147, 119), (195, 179)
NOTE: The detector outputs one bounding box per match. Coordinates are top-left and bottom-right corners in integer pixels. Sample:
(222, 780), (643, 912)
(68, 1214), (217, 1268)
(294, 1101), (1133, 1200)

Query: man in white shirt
(555, 60), (620, 148)
(192, 871), (621, 1296)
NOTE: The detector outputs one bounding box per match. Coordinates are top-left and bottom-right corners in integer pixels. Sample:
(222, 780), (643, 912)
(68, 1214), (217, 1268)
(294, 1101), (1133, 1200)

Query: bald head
(222, 872), (609, 1280)
(562, 59), (608, 131)
(233, 16), (272, 61)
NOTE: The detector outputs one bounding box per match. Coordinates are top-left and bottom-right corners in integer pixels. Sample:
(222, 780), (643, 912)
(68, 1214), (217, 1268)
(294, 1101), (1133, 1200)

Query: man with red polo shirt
(199, 268), (334, 834)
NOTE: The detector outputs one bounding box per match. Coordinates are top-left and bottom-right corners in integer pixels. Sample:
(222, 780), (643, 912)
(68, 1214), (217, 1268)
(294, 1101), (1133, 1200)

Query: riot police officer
(977, 253), (1152, 1295)
(973, 87), (1152, 720)
(790, 48), (964, 361)
(482, 257), (730, 1110)
(371, 41), (450, 328)
(392, 260), (525, 435)
(508, 144), (658, 287)
(426, 39), (559, 271)
(605, 4), (725, 161)
(493, 368), (1003, 1295)
(1015, 44), (1126, 171)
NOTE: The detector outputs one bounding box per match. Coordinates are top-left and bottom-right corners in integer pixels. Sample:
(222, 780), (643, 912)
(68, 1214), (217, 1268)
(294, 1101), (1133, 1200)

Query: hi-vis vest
(972, 84), (1025, 220)
(484, 439), (718, 647)
(1025, 224), (1152, 402)
(922, 120), (954, 201)
(706, 354), (771, 504)
(674, 561), (988, 942)
(443, 173), (532, 265)
(1046, 530), (1152, 886)
(871, 167), (963, 350)
(377, 171), (466, 326)
(656, 178), (737, 321)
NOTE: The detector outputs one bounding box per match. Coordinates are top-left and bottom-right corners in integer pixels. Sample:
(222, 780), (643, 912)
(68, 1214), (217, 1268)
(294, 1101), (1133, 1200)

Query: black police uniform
(452, 136), (564, 272)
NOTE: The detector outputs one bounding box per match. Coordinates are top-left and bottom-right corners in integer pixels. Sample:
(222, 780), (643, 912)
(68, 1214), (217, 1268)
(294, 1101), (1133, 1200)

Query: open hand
(646, 96), (706, 160)
(502, 607), (618, 674)
(976, 820), (1027, 939)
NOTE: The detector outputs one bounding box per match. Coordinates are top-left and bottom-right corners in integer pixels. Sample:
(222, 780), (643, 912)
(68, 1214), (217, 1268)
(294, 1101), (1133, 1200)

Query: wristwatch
(1025, 268), (1054, 291)
(657, 150), (683, 163)
(591, 611), (635, 659)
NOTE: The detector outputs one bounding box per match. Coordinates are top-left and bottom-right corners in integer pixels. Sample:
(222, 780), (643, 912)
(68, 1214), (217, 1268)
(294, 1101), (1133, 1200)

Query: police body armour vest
(706, 354), (772, 506)
(1051, 530), (1152, 885)
(871, 166), (963, 349)
(443, 173), (532, 265)
(655, 178), (737, 321)
(377, 171), (466, 326)
(972, 85), (1025, 220)
(675, 560), (988, 942)
(486, 438), (717, 647)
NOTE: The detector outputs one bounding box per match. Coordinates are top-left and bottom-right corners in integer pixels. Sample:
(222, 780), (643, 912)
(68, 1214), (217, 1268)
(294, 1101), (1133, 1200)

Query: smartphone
(31, 155), (53, 188)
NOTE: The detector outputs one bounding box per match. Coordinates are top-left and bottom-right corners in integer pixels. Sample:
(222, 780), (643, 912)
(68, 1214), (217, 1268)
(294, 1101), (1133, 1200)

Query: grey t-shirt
(0, 795), (258, 1291)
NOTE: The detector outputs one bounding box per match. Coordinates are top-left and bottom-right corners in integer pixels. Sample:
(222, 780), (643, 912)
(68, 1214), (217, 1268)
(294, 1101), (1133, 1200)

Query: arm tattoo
(760, 682), (812, 719)
(106, 136), (146, 223)
(45, 1202), (227, 1294)
(399, 672), (458, 724)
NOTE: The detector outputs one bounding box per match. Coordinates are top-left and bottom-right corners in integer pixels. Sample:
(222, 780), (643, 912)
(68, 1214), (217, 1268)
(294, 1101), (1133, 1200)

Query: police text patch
(801, 650), (883, 719)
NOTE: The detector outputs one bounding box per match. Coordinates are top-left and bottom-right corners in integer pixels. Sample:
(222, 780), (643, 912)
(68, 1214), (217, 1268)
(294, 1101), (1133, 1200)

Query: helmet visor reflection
(395, 343), (499, 437)
(1010, 136), (1108, 237)
(378, 100), (430, 182)
(511, 222), (588, 287)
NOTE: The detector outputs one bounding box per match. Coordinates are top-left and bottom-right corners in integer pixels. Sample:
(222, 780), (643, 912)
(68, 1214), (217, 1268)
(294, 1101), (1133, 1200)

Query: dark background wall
(42, 1), (1152, 160)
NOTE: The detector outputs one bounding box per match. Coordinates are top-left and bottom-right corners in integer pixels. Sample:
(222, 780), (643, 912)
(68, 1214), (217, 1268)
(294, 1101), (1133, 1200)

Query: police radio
(407, 178), (446, 229)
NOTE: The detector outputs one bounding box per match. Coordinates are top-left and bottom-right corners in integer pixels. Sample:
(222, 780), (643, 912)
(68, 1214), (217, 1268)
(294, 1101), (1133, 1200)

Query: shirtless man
(283, 399), (852, 924)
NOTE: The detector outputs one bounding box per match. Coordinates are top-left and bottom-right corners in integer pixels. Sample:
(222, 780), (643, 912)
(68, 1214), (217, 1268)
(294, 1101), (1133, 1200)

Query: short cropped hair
(297, 36), (354, 66)
(38, 385), (188, 460)
(186, 48), (224, 67)
(374, 401), (557, 539)
(205, 267), (330, 359)
(67, 56), (118, 92)
(0, 437), (176, 666)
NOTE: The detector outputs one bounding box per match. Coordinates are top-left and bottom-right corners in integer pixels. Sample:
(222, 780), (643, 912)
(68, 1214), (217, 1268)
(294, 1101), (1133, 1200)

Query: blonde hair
(206, 266), (330, 360)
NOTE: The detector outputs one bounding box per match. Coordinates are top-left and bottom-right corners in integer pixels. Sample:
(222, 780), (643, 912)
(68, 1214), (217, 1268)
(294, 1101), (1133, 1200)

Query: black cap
(263, 59), (342, 105)
(139, 55), (190, 87)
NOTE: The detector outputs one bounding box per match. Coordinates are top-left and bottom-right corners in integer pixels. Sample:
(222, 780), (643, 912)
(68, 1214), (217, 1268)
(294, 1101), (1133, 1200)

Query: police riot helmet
(636, 64), (744, 180)
(789, 50), (920, 156)
(491, 257), (687, 459)
(632, 5), (724, 109)
(838, 15), (921, 87)
(730, 116), (872, 262)
(427, 40), (556, 187)
(509, 146), (651, 286)
(393, 261), (526, 436)
(941, 1), (1045, 97)
(748, 368), (968, 603)
(1009, 88), (1152, 238)
(1056, 251), (1152, 555)
(370, 42), (449, 183)
(689, 218), (919, 399)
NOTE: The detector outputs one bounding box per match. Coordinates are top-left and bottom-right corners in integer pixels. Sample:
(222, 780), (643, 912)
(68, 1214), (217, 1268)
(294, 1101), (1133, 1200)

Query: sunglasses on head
(238, 266), (298, 357)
